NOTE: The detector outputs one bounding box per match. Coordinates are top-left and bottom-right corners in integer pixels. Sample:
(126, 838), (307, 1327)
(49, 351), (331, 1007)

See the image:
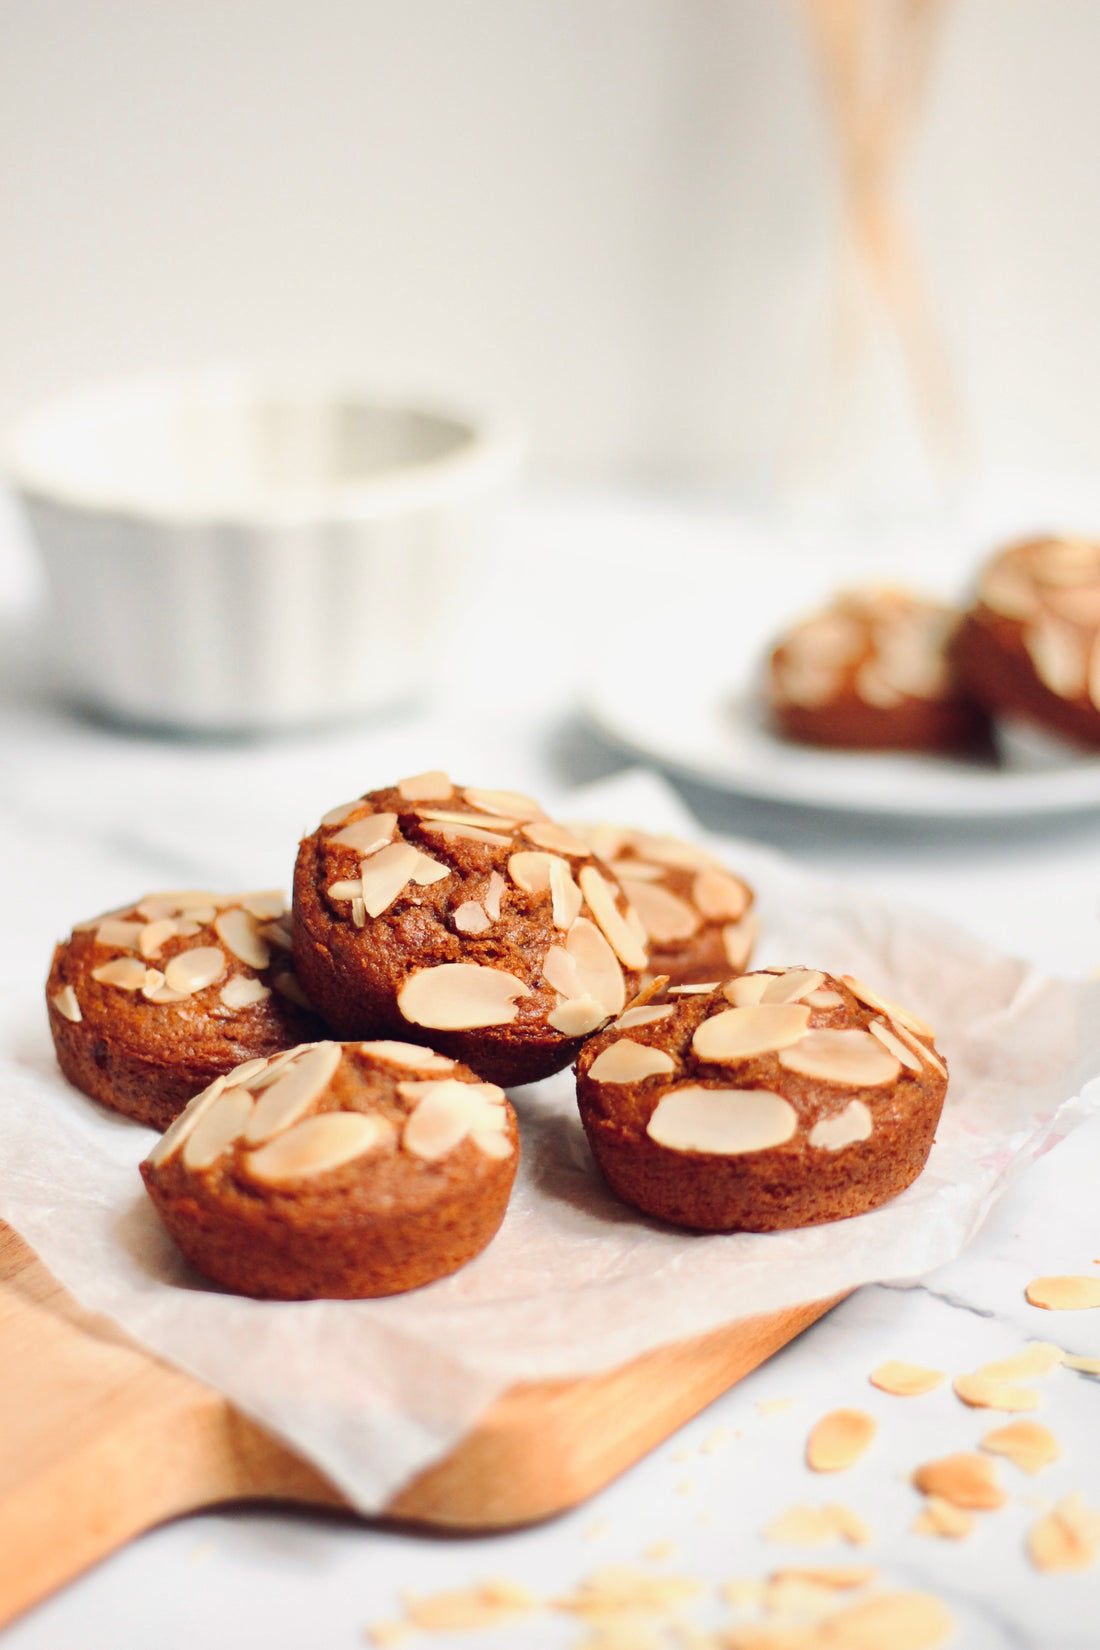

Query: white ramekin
(6, 371), (520, 733)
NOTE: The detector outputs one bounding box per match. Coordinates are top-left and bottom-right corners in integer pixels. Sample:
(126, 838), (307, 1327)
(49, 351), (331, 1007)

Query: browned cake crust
(141, 1039), (519, 1299)
(572, 824), (756, 985)
(291, 773), (646, 1086)
(46, 891), (322, 1131)
(768, 586), (990, 755)
(575, 969), (947, 1232)
(952, 536), (1100, 748)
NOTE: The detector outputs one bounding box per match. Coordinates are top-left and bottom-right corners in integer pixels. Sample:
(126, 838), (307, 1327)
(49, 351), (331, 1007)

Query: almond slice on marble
(463, 787), (546, 821)
(92, 956), (148, 991)
(396, 770), (453, 801)
(760, 969), (826, 1005)
(1028, 1492), (1100, 1572)
(912, 1452), (1005, 1509)
(980, 1420), (1060, 1475)
(618, 878), (699, 944)
(51, 985), (82, 1022)
(868, 1019), (922, 1071)
(358, 842), (424, 917)
(779, 1029), (899, 1087)
(330, 813), (397, 855)
(953, 1373), (1041, 1412)
(163, 947), (226, 996)
(246, 1111), (392, 1183)
(840, 976), (933, 1038)
(869, 1361), (944, 1397)
(454, 900), (491, 934)
(806, 1410), (876, 1473)
(723, 912), (759, 970)
(547, 994), (609, 1036)
(357, 1040), (455, 1072)
(816, 1591), (954, 1650)
(587, 1040), (676, 1084)
(693, 869), (750, 921)
(220, 976), (271, 1010)
(808, 1101), (873, 1151)
(578, 865), (648, 971)
(215, 908), (271, 971)
(522, 820), (591, 857)
(724, 974), (770, 1007)
(1065, 1353), (1100, 1374)
(243, 1042), (343, 1145)
(912, 1496), (974, 1539)
(398, 964), (530, 1029)
(647, 1085), (797, 1155)
(95, 919), (146, 950)
(976, 1343), (1065, 1381)
(566, 916), (627, 1016)
(320, 799), (365, 827)
(693, 1004), (811, 1062)
(1026, 1275), (1100, 1310)
(182, 1087), (255, 1171)
(483, 870), (506, 922)
(614, 1004), (676, 1030)
(761, 1506), (841, 1547)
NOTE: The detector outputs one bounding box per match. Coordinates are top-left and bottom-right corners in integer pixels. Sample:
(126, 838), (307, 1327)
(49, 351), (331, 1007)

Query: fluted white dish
(6, 372), (520, 732)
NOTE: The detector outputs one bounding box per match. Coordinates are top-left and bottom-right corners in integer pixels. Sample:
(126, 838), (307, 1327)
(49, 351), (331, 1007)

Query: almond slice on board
(806, 1410), (877, 1473)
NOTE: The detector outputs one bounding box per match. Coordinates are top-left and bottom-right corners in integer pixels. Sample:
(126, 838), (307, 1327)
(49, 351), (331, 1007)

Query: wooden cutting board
(0, 1220), (840, 1629)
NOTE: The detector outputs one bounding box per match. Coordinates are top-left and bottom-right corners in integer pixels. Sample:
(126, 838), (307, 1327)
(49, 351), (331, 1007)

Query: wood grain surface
(0, 1221), (840, 1628)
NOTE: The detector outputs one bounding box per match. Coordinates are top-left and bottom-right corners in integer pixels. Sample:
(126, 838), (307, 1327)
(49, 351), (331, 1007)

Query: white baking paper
(2, 769), (1099, 1513)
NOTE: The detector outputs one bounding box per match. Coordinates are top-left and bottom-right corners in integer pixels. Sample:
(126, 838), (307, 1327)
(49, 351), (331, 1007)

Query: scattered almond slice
(912, 1452), (1005, 1509)
(869, 1361), (945, 1397)
(769, 1566), (876, 1591)
(401, 1576), (538, 1630)
(702, 1426), (732, 1453)
(815, 1590), (954, 1650)
(826, 1505), (873, 1547)
(1028, 1492), (1100, 1572)
(952, 1373), (1040, 1412)
(976, 1343), (1064, 1381)
(806, 1410), (876, 1473)
(723, 1622), (817, 1650)
(757, 1398), (797, 1416)
(364, 1619), (415, 1647)
(1065, 1353), (1100, 1374)
(1026, 1275), (1100, 1310)
(643, 1540), (679, 1563)
(553, 1565), (702, 1618)
(911, 1497), (974, 1540)
(980, 1419), (1060, 1475)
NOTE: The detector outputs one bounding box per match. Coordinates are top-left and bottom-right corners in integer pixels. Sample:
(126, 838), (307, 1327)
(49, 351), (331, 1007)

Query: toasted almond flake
(1026, 1274), (1100, 1310)
(669, 982), (721, 995)
(399, 963), (530, 1030)
(771, 1565), (876, 1591)
(567, 917), (627, 1015)
(693, 1003), (811, 1063)
(508, 850), (560, 894)
(143, 977), (186, 1005)
(635, 833), (720, 873)
(618, 879), (700, 945)
(523, 820), (591, 857)
(223, 1057), (269, 1088)
(827, 1504), (873, 1547)
(615, 1004), (676, 1029)
(351, 897), (366, 928)
(472, 1127), (514, 1159)
(214, 908), (271, 971)
(454, 899), (491, 934)
(402, 1578), (538, 1631)
(136, 918), (177, 959)
(855, 657), (907, 709)
(243, 1042), (343, 1145)
(912, 1495), (974, 1539)
(548, 855), (583, 930)
(398, 1078), (507, 1162)
(163, 946), (226, 996)
(330, 813), (397, 854)
(867, 1019), (922, 1071)
(805, 989), (844, 1008)
(976, 1342), (1065, 1381)
(327, 879), (363, 900)
(147, 1077), (229, 1168)
(840, 976), (933, 1038)
(358, 1040), (455, 1072)
(723, 912), (759, 970)
(953, 1373), (1040, 1412)
(95, 919), (145, 950)
(484, 870), (506, 922)
(869, 1361), (944, 1397)
(548, 994), (609, 1035)
(647, 1085), (797, 1156)
(806, 1410), (876, 1473)
(587, 1039), (676, 1083)
(1065, 1353), (1100, 1374)
(763, 1506), (841, 1547)
(980, 1419), (1060, 1475)
(543, 943), (579, 997)
(320, 799), (363, 827)
(246, 1111), (391, 1183)
(693, 869), (750, 922)
(182, 905), (218, 925)
(221, 974), (271, 1010)
(609, 857), (664, 882)
(816, 1591), (954, 1650)
(136, 890), (230, 921)
(357, 843), (422, 917)
(51, 983), (82, 1022)
(421, 821), (514, 848)
(552, 1566), (702, 1617)
(757, 1398), (797, 1415)
(808, 1101), (873, 1151)
(239, 891), (286, 920)
(779, 1030), (899, 1088)
(912, 1452), (1005, 1508)
(887, 1016), (948, 1079)
(1028, 1492), (1100, 1571)
(417, 807), (520, 831)
(1025, 616), (1088, 698)
(247, 1047), (307, 1088)
(92, 956), (148, 991)
(365, 1622), (414, 1648)
(182, 1087), (254, 1171)
(760, 970), (826, 1005)
(396, 770), (453, 802)
(725, 974), (770, 1007)
(463, 787), (546, 820)
(579, 865), (648, 971)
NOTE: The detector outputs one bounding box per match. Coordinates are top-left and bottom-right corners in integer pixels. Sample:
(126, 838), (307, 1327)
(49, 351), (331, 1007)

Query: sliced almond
(417, 808), (520, 831)
(614, 1004), (676, 1030)
(980, 559), (1039, 619)
(182, 1087), (255, 1172)
(508, 850), (561, 895)
(693, 1003), (811, 1063)
(578, 865), (648, 971)
(246, 1111), (392, 1183)
(762, 1506), (841, 1547)
(143, 979), (188, 1005)
(239, 891), (286, 920)
(522, 821), (590, 857)
(668, 981), (720, 994)
(855, 657), (906, 708)
(620, 879), (699, 944)
(981, 1419), (1060, 1475)
(358, 1040), (455, 1072)
(463, 787), (545, 821)
(145, 1076), (228, 1168)
(327, 879), (363, 901)
(912, 1452), (1005, 1508)
(1026, 1274), (1100, 1310)
(1028, 1492), (1100, 1571)
(162, 946), (226, 996)
(869, 1361), (944, 1397)
(223, 1057), (270, 1088)
(547, 995), (609, 1035)
(647, 1085), (797, 1155)
(396, 770), (453, 801)
(484, 870), (506, 922)
(868, 1019), (922, 1071)
(953, 1373), (1041, 1412)
(566, 917), (626, 1016)
(572, 822), (631, 863)
(358, 843), (424, 917)
(320, 799), (364, 827)
(779, 1029), (899, 1087)
(542, 943), (579, 998)
(724, 974), (770, 1007)
(806, 1410), (876, 1473)
(52, 984), (82, 1022)
(136, 890), (230, 921)
(454, 900), (491, 934)
(274, 971), (312, 1009)
(1025, 617), (1087, 699)
(1029, 536), (1100, 585)
(351, 898), (367, 928)
(420, 821), (514, 848)
(887, 1016), (947, 1079)
(631, 833), (719, 873)
(809, 1101), (873, 1150)
(95, 919), (145, 950)
(402, 1078), (508, 1161)
(243, 1042), (343, 1145)
(761, 970), (826, 1005)
(693, 869), (750, 922)
(587, 1040), (676, 1084)
(912, 1496), (974, 1539)
(220, 976), (271, 1010)
(136, 918), (179, 959)
(215, 908), (271, 971)
(609, 858), (664, 882)
(398, 964), (530, 1029)
(92, 955), (148, 991)
(723, 912), (759, 970)
(331, 813), (397, 855)
(976, 1343), (1065, 1381)
(840, 976), (933, 1038)
(816, 1591), (954, 1650)
(805, 989), (844, 1008)
(548, 856), (583, 930)
(1065, 1353), (1100, 1374)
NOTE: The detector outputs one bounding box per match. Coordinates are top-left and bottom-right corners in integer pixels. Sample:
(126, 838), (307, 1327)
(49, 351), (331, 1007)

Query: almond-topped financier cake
(46, 891), (321, 1130)
(572, 824), (755, 986)
(141, 1040), (518, 1298)
(952, 535), (1100, 747)
(575, 968), (947, 1231)
(292, 773), (647, 1086)
(768, 586), (989, 755)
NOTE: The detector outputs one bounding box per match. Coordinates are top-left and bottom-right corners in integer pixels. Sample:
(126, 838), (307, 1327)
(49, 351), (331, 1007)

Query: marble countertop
(2, 487), (1100, 1649)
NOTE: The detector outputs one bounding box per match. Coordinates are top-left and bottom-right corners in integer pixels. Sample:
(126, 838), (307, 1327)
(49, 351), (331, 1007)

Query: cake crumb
(677, 1479), (696, 1497)
(975, 1343), (1064, 1381)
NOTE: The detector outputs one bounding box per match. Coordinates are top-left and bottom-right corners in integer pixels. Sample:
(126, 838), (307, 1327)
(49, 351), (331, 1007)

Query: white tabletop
(3, 488), (1100, 1649)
